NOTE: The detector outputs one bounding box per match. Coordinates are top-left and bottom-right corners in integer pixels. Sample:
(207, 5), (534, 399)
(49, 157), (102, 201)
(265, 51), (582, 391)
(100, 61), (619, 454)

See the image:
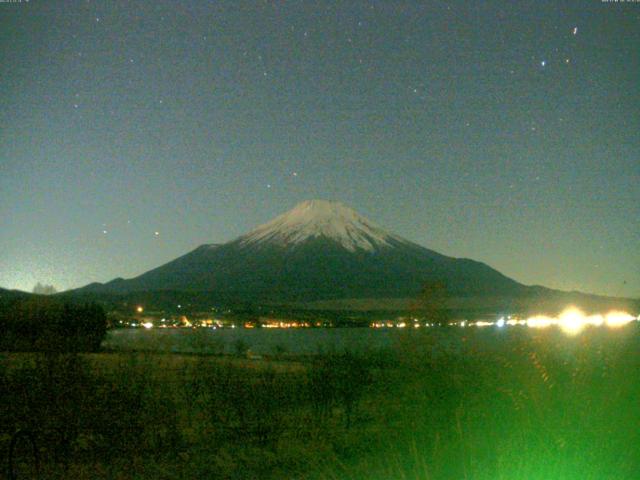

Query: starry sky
(1, 1), (638, 298)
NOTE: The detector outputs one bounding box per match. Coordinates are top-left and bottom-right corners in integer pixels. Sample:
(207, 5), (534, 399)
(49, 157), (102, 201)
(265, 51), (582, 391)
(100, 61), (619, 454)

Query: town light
(605, 311), (636, 328)
(558, 307), (586, 336)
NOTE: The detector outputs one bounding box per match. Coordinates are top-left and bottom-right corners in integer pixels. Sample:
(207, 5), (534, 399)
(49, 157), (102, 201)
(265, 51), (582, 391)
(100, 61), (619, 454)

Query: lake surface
(101, 324), (638, 358)
(102, 327), (456, 356)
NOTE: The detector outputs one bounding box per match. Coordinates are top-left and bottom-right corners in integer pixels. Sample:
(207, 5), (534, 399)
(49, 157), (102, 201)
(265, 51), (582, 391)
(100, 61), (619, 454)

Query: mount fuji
(76, 200), (527, 301)
(73, 200), (635, 311)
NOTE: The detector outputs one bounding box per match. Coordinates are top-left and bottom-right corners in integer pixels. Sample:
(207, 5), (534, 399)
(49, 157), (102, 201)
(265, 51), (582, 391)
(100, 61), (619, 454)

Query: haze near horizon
(1, 1), (638, 298)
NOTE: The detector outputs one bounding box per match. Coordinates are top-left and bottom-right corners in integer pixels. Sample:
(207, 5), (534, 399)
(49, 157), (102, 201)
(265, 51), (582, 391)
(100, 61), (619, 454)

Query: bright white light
(586, 314), (604, 327)
(558, 307), (587, 335)
(527, 315), (555, 329)
(487, 307), (638, 335)
(474, 321), (493, 327)
(142, 322), (153, 329)
(605, 311), (636, 328)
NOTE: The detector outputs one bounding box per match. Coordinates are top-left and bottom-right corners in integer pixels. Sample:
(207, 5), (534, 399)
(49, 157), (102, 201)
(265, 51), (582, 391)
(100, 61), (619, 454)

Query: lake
(102, 327), (460, 356)
(101, 323), (638, 358)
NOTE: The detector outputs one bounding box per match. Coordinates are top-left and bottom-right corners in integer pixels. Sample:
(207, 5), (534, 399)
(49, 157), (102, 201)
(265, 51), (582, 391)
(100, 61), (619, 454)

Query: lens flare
(605, 311), (636, 328)
(558, 307), (587, 335)
(585, 314), (604, 327)
(518, 307), (636, 335)
(474, 321), (493, 327)
(526, 315), (555, 329)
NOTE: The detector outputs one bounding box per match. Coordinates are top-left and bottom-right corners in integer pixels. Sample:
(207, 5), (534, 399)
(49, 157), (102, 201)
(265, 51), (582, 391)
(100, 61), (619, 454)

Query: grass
(1, 324), (639, 479)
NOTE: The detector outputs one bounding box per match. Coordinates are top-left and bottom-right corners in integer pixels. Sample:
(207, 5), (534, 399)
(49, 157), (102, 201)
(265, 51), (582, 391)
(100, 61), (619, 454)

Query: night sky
(1, 1), (638, 298)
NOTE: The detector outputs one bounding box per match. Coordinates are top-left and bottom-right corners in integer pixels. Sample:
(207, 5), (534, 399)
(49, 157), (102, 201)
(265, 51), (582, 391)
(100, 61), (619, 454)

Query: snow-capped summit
(238, 199), (403, 252)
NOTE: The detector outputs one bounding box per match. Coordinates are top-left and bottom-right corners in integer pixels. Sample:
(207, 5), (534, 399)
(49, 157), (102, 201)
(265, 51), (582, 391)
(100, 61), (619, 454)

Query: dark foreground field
(1, 326), (639, 479)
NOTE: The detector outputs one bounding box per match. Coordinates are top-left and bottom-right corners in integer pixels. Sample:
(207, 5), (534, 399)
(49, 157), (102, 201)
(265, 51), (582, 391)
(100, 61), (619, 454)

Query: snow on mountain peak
(238, 199), (402, 252)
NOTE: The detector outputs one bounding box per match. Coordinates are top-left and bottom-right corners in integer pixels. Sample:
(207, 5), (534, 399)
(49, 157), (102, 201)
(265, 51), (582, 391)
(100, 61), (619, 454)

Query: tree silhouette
(412, 280), (451, 326)
(0, 298), (106, 352)
(32, 283), (57, 295)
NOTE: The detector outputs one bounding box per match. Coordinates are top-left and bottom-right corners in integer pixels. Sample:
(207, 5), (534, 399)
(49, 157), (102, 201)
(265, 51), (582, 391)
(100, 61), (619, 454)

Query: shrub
(0, 299), (107, 352)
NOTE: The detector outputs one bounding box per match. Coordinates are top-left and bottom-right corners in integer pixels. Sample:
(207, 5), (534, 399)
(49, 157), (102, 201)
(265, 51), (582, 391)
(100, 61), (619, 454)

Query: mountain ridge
(70, 200), (638, 312)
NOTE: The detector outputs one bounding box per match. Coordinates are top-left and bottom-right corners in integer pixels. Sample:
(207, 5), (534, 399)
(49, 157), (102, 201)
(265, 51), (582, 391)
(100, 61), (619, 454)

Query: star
(102, 230), (108, 234)
(96, 17), (100, 22)
(540, 60), (546, 67)
(154, 231), (160, 237)
(572, 26), (578, 35)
